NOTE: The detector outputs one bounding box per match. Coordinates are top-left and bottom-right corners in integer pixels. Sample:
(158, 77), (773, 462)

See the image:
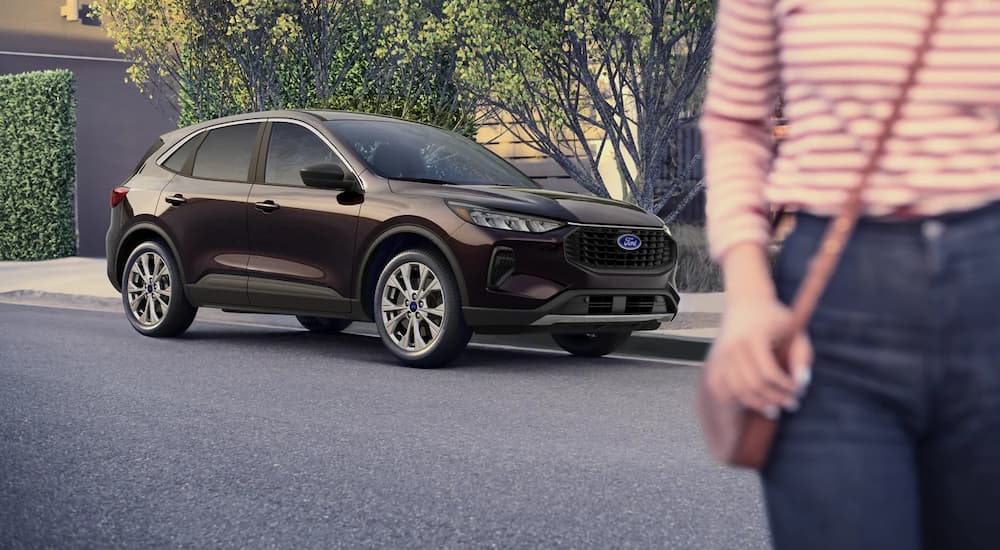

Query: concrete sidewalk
(0, 257), (721, 340)
(0, 257), (120, 299)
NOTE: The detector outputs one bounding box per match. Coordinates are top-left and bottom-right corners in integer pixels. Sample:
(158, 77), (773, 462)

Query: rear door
(245, 120), (361, 313)
(155, 121), (263, 307)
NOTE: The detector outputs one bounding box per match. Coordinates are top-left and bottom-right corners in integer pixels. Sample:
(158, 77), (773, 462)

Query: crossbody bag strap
(782, 0), (946, 339)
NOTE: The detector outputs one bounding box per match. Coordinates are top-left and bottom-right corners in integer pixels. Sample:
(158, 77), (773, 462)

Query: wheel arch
(113, 223), (186, 291)
(355, 224), (469, 321)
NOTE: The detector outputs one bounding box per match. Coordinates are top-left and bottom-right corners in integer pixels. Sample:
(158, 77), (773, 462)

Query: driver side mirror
(300, 163), (360, 191)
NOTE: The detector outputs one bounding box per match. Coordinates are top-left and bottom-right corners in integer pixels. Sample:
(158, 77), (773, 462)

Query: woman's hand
(706, 242), (813, 418)
(705, 298), (812, 419)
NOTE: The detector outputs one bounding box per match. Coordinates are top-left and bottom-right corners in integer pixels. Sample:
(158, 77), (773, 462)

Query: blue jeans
(764, 203), (1000, 550)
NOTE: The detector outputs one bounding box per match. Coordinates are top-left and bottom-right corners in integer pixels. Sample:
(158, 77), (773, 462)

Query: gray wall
(0, 0), (177, 257)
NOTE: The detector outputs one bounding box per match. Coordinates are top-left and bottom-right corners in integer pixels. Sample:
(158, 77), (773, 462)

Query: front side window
(326, 120), (538, 188)
(265, 123), (345, 186)
(191, 123), (261, 182)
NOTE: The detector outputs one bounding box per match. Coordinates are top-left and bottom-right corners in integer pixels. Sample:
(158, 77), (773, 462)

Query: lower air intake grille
(625, 296), (656, 314)
(587, 296), (614, 314)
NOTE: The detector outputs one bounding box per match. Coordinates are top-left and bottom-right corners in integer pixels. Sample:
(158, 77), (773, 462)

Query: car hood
(389, 182), (664, 227)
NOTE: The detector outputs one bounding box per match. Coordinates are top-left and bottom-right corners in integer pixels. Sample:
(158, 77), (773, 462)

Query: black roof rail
(292, 109), (325, 121)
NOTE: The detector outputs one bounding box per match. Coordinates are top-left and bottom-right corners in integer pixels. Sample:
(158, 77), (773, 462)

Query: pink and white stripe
(700, 0), (1000, 260)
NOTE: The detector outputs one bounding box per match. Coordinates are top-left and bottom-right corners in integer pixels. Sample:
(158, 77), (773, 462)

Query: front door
(246, 121), (361, 313)
(155, 121), (262, 307)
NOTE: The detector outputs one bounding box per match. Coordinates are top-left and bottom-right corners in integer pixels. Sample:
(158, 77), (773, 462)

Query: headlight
(447, 202), (564, 233)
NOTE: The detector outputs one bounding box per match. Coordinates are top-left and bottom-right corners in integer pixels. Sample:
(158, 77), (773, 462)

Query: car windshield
(325, 120), (539, 188)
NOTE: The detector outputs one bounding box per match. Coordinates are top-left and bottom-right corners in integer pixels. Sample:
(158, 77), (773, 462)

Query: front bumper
(450, 222), (679, 333)
(463, 288), (679, 334)
(531, 313), (670, 326)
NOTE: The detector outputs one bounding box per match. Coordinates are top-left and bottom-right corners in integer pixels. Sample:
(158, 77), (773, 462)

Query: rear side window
(162, 135), (201, 174)
(265, 122), (345, 186)
(191, 123), (261, 182)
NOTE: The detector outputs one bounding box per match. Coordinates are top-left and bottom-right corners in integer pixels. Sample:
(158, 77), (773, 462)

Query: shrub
(671, 224), (722, 292)
(0, 70), (77, 260)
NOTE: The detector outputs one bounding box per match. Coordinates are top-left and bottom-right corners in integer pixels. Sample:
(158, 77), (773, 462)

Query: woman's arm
(699, 0), (780, 265)
(699, 0), (811, 415)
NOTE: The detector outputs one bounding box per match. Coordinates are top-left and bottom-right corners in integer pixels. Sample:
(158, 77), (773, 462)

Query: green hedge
(672, 224), (723, 292)
(671, 223), (783, 292)
(0, 70), (77, 260)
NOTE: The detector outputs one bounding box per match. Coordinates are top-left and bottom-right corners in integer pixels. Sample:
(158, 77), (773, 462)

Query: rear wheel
(121, 241), (197, 337)
(374, 249), (471, 368)
(552, 331), (631, 357)
(296, 316), (351, 334)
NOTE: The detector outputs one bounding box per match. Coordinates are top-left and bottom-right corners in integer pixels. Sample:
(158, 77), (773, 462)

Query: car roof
(160, 109), (435, 144)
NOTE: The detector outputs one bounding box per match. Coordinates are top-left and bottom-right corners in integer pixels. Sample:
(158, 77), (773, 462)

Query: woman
(699, 1), (1000, 549)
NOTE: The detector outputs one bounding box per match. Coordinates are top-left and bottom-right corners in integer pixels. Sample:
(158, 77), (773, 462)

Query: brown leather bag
(697, 0), (946, 470)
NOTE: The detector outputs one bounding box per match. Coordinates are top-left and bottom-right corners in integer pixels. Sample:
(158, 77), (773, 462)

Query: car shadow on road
(176, 326), (667, 373)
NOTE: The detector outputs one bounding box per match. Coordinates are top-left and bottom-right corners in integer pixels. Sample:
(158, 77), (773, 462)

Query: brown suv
(107, 111), (679, 367)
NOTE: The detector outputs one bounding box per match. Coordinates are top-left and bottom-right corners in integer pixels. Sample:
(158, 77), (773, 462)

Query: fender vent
(487, 247), (516, 289)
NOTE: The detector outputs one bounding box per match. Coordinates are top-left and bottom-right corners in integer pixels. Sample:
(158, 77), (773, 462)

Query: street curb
(0, 290), (712, 363)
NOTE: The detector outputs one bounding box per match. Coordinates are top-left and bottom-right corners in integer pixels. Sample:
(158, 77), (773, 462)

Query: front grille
(564, 226), (673, 271)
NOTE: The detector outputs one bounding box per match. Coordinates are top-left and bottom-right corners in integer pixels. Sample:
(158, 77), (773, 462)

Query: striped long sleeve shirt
(700, 0), (1000, 260)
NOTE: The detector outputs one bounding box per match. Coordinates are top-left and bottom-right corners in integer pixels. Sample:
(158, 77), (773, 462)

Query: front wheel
(374, 249), (471, 368)
(552, 331), (631, 357)
(121, 241), (197, 337)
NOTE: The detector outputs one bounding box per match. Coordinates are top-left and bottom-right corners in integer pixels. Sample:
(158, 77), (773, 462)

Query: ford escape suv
(107, 110), (679, 367)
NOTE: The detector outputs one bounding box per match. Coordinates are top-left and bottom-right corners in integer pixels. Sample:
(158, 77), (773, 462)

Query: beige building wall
(476, 114), (632, 201)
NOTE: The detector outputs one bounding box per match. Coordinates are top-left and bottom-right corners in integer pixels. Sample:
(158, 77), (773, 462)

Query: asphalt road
(0, 303), (767, 549)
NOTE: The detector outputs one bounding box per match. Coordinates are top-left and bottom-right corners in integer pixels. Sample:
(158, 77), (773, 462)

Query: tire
(296, 315), (351, 334)
(552, 331), (631, 357)
(373, 249), (472, 368)
(121, 241), (197, 337)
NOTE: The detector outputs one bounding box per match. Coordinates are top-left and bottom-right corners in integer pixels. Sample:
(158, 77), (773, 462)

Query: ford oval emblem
(617, 234), (642, 251)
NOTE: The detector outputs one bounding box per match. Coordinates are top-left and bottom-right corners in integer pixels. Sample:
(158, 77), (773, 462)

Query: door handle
(164, 194), (187, 206)
(254, 200), (280, 213)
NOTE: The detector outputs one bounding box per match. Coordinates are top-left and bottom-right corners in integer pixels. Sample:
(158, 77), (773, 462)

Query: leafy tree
(94, 0), (483, 133)
(318, 0), (485, 135)
(433, 0), (714, 216)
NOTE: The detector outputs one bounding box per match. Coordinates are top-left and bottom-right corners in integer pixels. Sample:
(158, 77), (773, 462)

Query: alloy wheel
(380, 262), (446, 353)
(126, 251), (172, 328)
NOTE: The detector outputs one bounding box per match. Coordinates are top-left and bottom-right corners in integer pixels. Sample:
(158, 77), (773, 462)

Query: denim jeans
(763, 202), (1000, 550)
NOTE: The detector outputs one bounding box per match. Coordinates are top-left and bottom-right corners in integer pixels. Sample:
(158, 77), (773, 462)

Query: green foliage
(0, 70), (77, 260)
(95, 0), (481, 134)
(671, 224), (721, 292)
(670, 224), (780, 292)
(434, 0), (714, 213)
